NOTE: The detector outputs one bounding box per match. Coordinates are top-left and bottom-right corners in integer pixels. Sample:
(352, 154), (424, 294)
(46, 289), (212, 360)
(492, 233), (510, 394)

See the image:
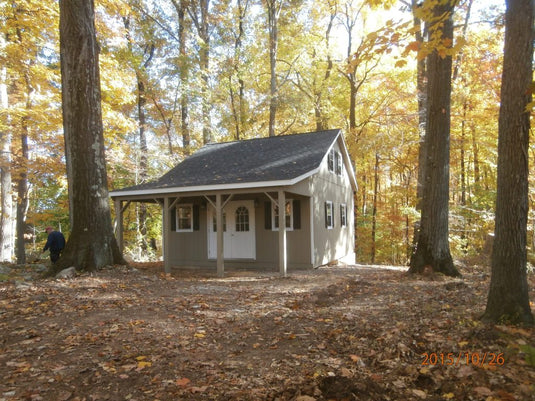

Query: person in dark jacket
(43, 226), (66, 263)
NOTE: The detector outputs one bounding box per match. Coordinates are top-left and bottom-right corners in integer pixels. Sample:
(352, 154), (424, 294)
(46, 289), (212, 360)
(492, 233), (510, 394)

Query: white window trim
(335, 151), (343, 176)
(176, 204), (193, 232)
(326, 201), (334, 229)
(340, 203), (347, 227)
(272, 199), (293, 231)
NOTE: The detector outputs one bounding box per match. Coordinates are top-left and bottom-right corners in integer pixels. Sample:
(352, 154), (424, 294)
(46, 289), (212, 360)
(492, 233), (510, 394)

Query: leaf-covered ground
(0, 261), (534, 401)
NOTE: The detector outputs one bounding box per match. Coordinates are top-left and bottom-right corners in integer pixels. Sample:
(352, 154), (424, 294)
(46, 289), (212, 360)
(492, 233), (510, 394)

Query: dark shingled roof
(113, 129), (341, 193)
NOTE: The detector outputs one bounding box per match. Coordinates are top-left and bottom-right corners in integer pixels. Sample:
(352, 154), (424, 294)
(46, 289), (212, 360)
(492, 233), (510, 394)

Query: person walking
(43, 226), (66, 264)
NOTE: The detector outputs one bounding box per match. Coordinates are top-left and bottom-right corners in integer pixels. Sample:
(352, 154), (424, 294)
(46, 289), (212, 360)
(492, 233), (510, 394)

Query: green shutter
(193, 204), (200, 231)
(265, 202), (272, 229)
(170, 207), (176, 231)
(293, 200), (301, 230)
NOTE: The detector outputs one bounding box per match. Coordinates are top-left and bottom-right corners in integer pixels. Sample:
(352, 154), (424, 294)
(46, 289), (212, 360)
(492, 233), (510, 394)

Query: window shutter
(324, 202), (328, 228)
(193, 204), (200, 231)
(170, 207), (176, 231)
(264, 202), (272, 230)
(332, 203), (335, 228)
(293, 200), (301, 229)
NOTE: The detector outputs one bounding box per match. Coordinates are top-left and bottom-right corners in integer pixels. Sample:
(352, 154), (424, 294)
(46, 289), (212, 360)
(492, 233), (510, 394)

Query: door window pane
(235, 206), (249, 232)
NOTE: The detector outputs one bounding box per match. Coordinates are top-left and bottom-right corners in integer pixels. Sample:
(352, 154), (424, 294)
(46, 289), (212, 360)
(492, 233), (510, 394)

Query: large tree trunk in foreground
(53, 0), (124, 274)
(483, 0), (534, 325)
(409, 0), (460, 277)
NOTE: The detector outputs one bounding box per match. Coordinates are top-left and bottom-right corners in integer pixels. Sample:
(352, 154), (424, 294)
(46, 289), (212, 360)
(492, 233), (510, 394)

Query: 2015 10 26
(421, 352), (505, 367)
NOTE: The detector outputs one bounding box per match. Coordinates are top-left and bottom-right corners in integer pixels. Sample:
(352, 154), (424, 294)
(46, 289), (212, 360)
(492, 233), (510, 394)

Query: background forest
(0, 0), (512, 265)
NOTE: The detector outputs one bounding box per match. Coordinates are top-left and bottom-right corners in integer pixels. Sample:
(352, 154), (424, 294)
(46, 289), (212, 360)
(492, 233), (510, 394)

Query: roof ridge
(204, 128), (341, 147)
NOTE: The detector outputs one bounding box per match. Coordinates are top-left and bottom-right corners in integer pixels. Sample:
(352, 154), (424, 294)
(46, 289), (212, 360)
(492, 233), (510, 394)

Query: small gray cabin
(110, 129), (357, 276)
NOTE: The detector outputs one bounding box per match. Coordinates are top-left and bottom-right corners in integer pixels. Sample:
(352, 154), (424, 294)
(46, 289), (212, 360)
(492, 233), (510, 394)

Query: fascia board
(337, 135), (358, 191)
(109, 172), (318, 199)
(323, 130), (358, 192)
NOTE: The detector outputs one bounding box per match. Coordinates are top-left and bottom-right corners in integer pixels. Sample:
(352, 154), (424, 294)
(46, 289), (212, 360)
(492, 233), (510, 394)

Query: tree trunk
(0, 62), (14, 263)
(137, 74), (148, 251)
(229, 0), (248, 140)
(409, 0), (460, 277)
(412, 0), (427, 251)
(371, 153), (379, 263)
(170, 0), (190, 154)
(179, 0), (191, 154)
(15, 115), (29, 264)
(189, 0), (212, 144)
(483, 0), (534, 325)
(471, 125), (480, 183)
(267, 0), (279, 137)
(54, 0), (124, 274)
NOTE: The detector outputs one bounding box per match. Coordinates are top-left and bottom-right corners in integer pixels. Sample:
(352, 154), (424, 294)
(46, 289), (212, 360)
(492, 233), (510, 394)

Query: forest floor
(0, 260), (534, 401)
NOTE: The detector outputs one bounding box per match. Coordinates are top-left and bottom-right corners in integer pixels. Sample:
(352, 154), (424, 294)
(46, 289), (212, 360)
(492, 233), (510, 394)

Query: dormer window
(335, 151), (342, 175)
(328, 148), (343, 176)
(328, 149), (335, 172)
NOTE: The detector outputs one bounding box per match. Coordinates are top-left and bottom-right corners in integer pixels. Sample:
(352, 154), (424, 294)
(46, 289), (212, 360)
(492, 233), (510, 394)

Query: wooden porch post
(114, 199), (123, 253)
(163, 197), (171, 273)
(216, 193), (225, 277)
(278, 190), (287, 277)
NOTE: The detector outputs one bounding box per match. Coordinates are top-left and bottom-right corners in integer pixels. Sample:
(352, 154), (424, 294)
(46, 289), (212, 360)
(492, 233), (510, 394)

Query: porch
(113, 189), (313, 277)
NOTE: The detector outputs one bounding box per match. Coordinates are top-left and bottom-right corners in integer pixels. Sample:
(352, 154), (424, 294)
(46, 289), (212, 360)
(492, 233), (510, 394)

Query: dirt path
(1, 263), (534, 400)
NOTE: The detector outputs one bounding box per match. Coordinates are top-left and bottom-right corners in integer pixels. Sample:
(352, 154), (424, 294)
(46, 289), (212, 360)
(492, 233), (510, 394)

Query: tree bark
(0, 63), (14, 262)
(409, 0), (460, 277)
(189, 0), (212, 144)
(414, 3), (427, 204)
(371, 153), (379, 263)
(54, 0), (125, 274)
(483, 0), (534, 325)
(170, 0), (191, 154)
(266, 0), (280, 137)
(15, 114), (29, 264)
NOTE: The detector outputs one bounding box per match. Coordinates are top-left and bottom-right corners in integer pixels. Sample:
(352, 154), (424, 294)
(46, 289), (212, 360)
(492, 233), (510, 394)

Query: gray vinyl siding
(168, 199), (207, 266)
(255, 194), (312, 269)
(167, 194), (313, 269)
(311, 140), (355, 266)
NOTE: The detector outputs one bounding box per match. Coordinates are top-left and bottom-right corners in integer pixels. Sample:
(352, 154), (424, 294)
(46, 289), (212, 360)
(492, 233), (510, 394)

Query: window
(272, 200), (293, 230)
(235, 206), (250, 232)
(335, 151), (342, 175)
(340, 204), (347, 227)
(176, 205), (193, 231)
(328, 149), (335, 172)
(328, 148), (343, 175)
(325, 201), (334, 229)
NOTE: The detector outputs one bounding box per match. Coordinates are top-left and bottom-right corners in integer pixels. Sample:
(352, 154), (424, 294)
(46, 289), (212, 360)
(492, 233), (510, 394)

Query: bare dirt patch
(0, 262), (534, 400)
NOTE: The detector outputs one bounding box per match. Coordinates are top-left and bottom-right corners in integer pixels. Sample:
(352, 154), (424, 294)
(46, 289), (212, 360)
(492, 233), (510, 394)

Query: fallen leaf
(190, 386), (208, 393)
(137, 361), (152, 369)
(411, 389), (427, 399)
(176, 377), (191, 387)
(473, 387), (493, 397)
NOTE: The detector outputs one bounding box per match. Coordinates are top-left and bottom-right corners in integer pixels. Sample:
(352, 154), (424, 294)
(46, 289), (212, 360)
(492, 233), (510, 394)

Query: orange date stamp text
(421, 352), (505, 367)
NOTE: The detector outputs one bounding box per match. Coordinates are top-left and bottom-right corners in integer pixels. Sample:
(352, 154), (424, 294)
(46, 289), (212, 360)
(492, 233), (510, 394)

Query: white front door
(208, 200), (256, 259)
